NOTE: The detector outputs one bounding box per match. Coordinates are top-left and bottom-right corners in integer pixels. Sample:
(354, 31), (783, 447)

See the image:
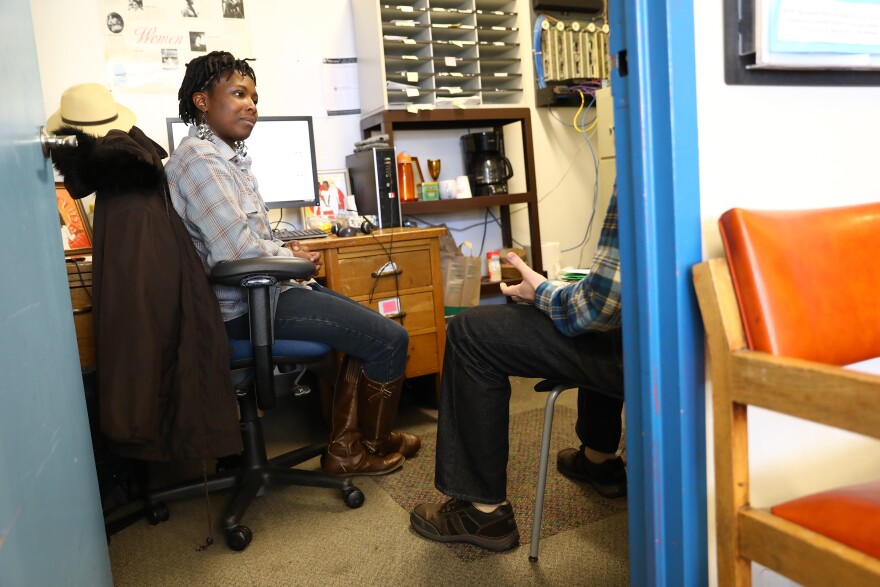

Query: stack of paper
(560, 267), (590, 282)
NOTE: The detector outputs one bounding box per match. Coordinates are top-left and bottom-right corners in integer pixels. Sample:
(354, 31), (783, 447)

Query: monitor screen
(166, 116), (320, 209)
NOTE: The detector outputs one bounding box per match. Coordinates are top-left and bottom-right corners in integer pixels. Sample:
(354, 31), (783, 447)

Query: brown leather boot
(322, 356), (404, 476)
(358, 372), (421, 458)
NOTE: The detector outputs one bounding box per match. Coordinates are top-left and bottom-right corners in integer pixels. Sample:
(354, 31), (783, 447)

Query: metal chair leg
(530, 384), (571, 562)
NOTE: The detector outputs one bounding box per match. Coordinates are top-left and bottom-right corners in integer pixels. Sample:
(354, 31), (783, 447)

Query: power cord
(366, 230), (402, 325)
(269, 210), (297, 232)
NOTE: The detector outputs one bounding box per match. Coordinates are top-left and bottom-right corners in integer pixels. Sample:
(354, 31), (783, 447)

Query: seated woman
(165, 51), (420, 476)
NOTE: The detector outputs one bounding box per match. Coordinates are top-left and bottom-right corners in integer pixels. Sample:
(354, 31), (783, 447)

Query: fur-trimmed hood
(50, 125), (168, 199)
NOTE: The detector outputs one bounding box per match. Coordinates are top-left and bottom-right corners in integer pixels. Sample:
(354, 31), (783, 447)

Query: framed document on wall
(725, 0), (880, 85)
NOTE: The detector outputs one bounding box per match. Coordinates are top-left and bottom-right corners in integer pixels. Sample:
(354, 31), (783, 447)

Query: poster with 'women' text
(101, 0), (252, 92)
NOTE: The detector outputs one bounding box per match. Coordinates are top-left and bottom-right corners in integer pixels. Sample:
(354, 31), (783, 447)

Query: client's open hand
(499, 252), (546, 303)
(284, 240), (322, 274)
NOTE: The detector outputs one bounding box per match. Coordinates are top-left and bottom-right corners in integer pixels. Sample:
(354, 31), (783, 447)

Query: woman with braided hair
(165, 51), (420, 477)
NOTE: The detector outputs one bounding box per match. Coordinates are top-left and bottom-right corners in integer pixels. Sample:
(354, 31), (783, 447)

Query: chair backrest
(719, 203), (880, 365)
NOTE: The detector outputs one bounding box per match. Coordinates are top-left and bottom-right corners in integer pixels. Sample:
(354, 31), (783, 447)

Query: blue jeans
(435, 304), (624, 504)
(225, 282), (409, 382)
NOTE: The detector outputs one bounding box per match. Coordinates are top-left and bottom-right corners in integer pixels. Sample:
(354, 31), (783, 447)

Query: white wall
(515, 3), (608, 273)
(694, 2), (880, 585)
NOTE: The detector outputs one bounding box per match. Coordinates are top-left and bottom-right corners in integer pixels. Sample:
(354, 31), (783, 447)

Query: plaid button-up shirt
(165, 129), (293, 321)
(534, 187), (622, 336)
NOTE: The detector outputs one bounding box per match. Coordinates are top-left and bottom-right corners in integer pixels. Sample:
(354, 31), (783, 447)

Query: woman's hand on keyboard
(284, 240), (322, 274)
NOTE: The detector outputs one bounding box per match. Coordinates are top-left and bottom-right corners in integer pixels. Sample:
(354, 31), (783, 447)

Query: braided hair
(177, 51), (256, 124)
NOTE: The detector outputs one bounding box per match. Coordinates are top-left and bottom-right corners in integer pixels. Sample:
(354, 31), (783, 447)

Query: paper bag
(440, 235), (482, 316)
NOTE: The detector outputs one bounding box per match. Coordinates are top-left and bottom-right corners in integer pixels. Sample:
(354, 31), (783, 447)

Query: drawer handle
(371, 268), (403, 278)
(73, 306), (93, 315)
(384, 311), (407, 320)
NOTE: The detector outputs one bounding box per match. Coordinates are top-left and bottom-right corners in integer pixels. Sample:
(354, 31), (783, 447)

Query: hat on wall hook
(47, 83), (136, 137)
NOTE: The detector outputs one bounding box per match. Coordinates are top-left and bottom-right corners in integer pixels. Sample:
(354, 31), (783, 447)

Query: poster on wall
(101, 0), (252, 92)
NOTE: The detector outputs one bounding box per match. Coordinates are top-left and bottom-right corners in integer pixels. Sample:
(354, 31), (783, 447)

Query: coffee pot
(461, 131), (514, 196)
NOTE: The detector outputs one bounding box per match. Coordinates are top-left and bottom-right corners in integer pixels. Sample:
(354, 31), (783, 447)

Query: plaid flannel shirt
(534, 187), (621, 336)
(165, 129), (293, 321)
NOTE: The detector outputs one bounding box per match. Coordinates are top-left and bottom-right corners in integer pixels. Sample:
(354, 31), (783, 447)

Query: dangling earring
(196, 112), (214, 141)
(234, 140), (247, 158)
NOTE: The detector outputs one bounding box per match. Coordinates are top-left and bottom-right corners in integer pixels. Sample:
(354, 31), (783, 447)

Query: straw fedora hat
(47, 83), (136, 137)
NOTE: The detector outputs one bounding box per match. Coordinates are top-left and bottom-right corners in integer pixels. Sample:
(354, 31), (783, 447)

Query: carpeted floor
(106, 377), (630, 586)
(374, 405), (628, 562)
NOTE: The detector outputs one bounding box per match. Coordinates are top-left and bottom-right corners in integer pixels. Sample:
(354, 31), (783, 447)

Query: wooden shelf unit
(359, 107), (543, 276)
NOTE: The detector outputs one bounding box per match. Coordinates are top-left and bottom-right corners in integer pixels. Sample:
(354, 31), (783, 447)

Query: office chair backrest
(719, 203), (880, 365)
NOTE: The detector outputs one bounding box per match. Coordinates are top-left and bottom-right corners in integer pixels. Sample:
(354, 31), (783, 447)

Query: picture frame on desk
(411, 157), (425, 186)
(305, 169), (351, 221)
(56, 183), (92, 257)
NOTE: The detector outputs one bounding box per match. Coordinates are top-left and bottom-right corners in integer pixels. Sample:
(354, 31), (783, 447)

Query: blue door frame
(610, 1), (707, 584)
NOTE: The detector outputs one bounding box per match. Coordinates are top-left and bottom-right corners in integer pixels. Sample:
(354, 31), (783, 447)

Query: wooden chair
(693, 203), (880, 587)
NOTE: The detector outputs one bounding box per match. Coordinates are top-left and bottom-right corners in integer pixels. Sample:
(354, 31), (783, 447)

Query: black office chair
(147, 257), (363, 551)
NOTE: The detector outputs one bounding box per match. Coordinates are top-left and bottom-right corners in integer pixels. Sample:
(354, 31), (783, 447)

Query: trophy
(421, 159), (441, 201)
(427, 159), (441, 181)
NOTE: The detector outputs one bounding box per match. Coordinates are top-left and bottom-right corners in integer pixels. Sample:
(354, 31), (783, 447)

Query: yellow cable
(573, 90), (586, 132)
(573, 90), (599, 134)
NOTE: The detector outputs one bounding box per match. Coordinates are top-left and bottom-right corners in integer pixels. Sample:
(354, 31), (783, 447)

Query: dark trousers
(435, 303), (624, 504)
(225, 282), (409, 382)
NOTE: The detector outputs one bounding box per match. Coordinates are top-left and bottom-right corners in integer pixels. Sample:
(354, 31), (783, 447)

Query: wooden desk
(302, 226), (448, 382)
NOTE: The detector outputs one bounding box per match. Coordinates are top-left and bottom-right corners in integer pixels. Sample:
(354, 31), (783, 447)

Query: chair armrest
(729, 350), (880, 439)
(210, 257), (316, 286)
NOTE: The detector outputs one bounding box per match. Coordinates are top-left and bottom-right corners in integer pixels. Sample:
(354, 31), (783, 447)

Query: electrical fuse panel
(534, 10), (610, 106)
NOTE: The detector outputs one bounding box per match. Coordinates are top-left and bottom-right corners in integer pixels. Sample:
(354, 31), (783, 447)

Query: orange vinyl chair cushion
(719, 203), (880, 563)
(719, 203), (880, 365)
(771, 479), (880, 559)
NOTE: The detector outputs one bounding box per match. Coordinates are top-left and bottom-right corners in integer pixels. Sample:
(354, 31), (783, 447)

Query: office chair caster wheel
(226, 525), (253, 551)
(343, 487), (365, 509)
(215, 453), (241, 474)
(146, 502), (169, 525)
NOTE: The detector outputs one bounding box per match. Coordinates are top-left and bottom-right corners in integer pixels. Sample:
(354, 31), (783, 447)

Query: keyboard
(273, 228), (329, 241)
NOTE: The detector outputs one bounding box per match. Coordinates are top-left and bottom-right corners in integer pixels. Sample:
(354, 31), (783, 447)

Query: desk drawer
(363, 290), (436, 333)
(405, 332), (439, 378)
(337, 247), (432, 298)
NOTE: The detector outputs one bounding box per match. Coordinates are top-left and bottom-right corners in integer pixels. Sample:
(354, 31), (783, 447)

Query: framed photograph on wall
(56, 183), (92, 256)
(304, 169), (351, 222)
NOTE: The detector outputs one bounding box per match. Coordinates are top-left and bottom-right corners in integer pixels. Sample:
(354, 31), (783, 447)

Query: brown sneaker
(557, 447), (627, 498)
(410, 498), (520, 552)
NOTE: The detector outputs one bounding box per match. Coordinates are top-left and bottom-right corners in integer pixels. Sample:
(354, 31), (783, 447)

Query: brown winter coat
(52, 126), (242, 460)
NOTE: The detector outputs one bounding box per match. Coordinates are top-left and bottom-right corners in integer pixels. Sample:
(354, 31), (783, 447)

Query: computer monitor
(165, 115), (320, 209)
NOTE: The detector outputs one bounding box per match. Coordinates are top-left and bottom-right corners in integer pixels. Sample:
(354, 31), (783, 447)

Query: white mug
(454, 175), (472, 199)
(439, 179), (457, 200)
